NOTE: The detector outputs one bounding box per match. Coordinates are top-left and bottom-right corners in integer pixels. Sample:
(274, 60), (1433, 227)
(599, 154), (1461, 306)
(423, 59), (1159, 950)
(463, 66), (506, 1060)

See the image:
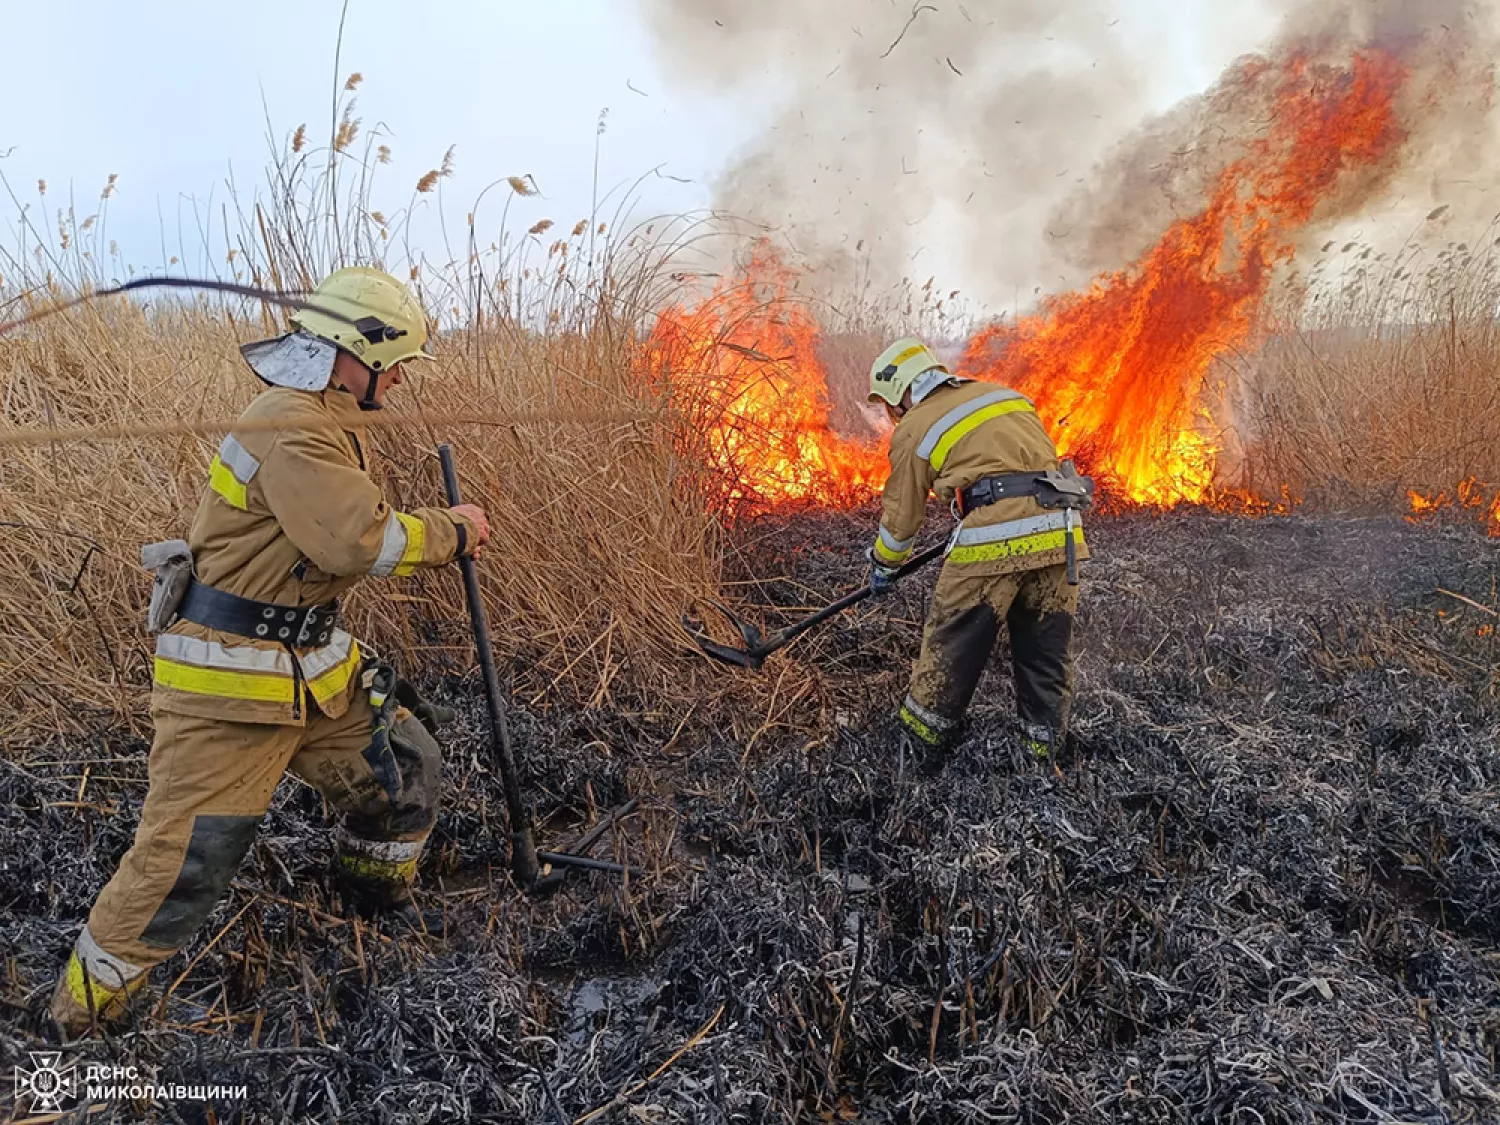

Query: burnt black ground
(4, 507), (1500, 1123)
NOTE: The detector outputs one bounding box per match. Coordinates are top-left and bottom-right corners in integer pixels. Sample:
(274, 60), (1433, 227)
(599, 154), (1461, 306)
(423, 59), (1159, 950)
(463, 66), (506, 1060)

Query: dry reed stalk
(0, 118), (759, 744)
(0, 294), (731, 742)
(1234, 239), (1500, 522)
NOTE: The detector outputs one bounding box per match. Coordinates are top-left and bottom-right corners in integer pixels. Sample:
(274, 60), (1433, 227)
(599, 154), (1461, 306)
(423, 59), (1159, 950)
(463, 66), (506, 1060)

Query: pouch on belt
(140, 539), (193, 633)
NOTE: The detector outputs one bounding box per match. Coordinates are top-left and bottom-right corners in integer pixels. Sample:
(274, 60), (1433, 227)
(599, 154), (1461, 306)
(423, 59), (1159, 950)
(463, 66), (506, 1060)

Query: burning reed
(1240, 237), (1500, 532)
(636, 1), (1500, 525)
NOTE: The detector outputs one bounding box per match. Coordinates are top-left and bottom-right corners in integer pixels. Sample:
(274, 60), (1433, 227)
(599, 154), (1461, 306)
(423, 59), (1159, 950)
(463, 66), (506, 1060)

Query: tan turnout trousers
(55, 685), (442, 1029)
(900, 561), (1078, 751)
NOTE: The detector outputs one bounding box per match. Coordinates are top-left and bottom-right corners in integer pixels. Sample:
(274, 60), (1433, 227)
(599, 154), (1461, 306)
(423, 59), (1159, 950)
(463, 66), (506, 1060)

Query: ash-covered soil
(5, 508), (1500, 1124)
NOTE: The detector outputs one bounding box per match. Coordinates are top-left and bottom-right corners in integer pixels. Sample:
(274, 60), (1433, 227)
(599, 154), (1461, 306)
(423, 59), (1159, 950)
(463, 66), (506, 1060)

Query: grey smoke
(1057, 0), (1497, 282)
(638, 0), (1499, 313)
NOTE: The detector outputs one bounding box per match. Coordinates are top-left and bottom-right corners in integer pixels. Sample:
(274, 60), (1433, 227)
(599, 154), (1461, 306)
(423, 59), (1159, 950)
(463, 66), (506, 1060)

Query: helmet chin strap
(358, 366), (382, 411)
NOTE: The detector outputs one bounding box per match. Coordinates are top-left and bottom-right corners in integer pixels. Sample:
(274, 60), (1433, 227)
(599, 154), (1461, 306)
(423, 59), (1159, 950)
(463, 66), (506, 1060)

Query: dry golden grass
(0, 96), (742, 743)
(1235, 238), (1500, 517)
(0, 287), (728, 743)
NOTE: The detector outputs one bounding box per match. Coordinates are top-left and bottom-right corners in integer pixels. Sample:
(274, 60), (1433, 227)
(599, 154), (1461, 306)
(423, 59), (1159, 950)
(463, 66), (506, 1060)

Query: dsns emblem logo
(14, 1051), (77, 1112)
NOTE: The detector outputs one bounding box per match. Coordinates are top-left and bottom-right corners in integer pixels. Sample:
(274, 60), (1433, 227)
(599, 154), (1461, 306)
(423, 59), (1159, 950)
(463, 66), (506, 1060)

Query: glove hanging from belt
(174, 577), (340, 647)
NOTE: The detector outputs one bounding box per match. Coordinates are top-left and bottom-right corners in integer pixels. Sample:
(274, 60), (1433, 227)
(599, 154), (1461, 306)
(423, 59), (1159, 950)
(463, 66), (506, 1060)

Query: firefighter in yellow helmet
(51, 267), (491, 1037)
(866, 338), (1092, 760)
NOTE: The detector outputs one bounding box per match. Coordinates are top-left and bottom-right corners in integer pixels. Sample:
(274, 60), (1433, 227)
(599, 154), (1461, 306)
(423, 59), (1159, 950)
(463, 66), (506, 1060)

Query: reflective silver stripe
(336, 827), (424, 861)
(298, 629), (355, 677)
(76, 925), (147, 987)
(370, 512), (409, 577)
(952, 511), (1070, 547)
(915, 388), (1031, 461)
(156, 632), (292, 674)
(902, 694), (955, 731)
(879, 524), (917, 555)
(217, 435), (261, 484)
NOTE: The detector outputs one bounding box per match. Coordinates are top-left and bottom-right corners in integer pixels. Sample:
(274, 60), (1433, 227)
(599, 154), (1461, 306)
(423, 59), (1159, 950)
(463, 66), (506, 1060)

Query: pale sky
(1, 1), (1283, 293)
(1, 0), (749, 277)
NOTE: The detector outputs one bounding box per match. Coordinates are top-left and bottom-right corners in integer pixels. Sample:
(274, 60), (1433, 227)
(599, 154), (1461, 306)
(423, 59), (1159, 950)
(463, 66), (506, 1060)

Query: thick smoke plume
(640, 0), (1498, 313)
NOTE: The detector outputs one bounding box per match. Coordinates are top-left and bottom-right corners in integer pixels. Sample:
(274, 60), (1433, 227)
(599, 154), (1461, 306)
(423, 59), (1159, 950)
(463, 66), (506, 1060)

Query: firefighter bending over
(866, 338), (1091, 759)
(51, 268), (490, 1037)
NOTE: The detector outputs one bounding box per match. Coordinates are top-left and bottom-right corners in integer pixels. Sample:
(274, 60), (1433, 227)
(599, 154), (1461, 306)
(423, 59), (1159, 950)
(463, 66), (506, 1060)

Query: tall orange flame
(645, 247), (886, 512)
(646, 49), (1413, 515)
(960, 49), (1410, 504)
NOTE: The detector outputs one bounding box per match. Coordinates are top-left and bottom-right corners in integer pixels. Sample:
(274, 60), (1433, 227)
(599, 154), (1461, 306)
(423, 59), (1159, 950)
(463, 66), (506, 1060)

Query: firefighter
(51, 267), (490, 1037)
(866, 338), (1090, 760)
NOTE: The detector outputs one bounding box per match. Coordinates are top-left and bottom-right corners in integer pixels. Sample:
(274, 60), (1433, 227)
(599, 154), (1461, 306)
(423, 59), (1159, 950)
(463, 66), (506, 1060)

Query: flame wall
(640, 2), (1499, 511)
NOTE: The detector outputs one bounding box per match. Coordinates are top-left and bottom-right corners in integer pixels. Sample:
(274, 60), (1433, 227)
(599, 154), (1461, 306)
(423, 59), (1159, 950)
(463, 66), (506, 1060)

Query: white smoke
(638, 0), (1500, 311)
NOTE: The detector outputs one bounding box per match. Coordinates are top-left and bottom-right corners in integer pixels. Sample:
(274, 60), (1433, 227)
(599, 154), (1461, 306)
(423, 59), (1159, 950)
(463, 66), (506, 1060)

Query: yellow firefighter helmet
(868, 337), (947, 408)
(290, 267), (434, 372)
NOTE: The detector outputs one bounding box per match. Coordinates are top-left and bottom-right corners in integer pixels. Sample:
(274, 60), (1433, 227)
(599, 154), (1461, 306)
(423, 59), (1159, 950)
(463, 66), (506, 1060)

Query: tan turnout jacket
(871, 378), (1089, 577)
(152, 386), (474, 725)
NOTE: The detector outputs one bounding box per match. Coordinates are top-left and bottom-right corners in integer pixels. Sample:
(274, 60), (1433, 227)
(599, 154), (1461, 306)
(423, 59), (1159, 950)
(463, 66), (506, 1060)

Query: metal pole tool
(438, 444), (639, 889)
(682, 541), (948, 671)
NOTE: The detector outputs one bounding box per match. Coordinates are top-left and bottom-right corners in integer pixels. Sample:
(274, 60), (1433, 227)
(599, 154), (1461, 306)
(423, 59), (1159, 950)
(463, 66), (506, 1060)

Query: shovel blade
(681, 615), (768, 670)
(685, 599), (763, 644)
(529, 868), (569, 896)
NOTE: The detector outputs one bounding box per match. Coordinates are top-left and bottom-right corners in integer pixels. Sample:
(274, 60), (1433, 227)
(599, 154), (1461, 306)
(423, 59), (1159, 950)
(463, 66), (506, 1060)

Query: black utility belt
(957, 467), (1096, 516)
(176, 579), (340, 647)
(957, 472), (1052, 515)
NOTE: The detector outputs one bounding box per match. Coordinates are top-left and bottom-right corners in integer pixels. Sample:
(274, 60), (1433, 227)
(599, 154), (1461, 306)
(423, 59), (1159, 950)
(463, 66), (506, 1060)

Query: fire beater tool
(682, 540), (948, 671)
(438, 444), (642, 890)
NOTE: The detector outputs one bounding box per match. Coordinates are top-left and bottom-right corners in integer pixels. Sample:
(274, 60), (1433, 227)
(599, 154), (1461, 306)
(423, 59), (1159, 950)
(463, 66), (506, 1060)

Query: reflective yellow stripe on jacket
(154, 634), (296, 702)
(300, 632), (363, 707)
(370, 511), (427, 577)
(153, 630), (360, 707)
(207, 435), (261, 511)
(872, 523), (917, 566)
(946, 512), (1085, 565)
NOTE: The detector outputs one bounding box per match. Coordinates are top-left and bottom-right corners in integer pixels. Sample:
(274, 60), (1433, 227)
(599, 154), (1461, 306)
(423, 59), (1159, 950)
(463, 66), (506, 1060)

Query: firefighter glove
(393, 678), (457, 735)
